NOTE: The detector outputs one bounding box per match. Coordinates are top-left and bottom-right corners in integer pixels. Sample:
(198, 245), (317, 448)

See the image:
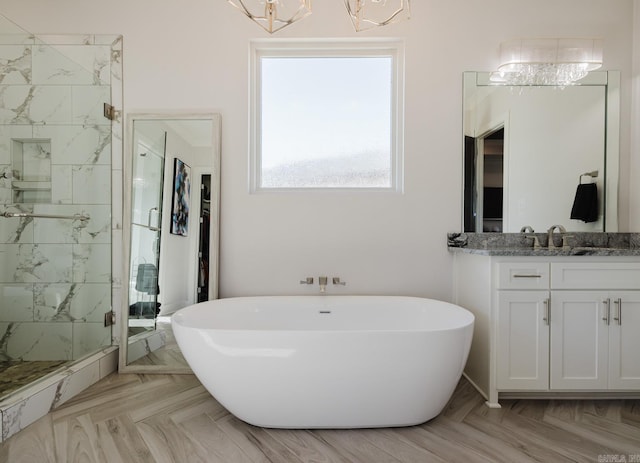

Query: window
(250, 39), (404, 192)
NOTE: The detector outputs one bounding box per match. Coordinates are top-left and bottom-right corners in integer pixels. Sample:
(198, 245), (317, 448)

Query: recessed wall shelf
(11, 138), (52, 203)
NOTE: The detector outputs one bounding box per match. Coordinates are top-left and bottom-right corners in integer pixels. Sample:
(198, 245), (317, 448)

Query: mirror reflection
(463, 71), (619, 233)
(121, 114), (220, 372)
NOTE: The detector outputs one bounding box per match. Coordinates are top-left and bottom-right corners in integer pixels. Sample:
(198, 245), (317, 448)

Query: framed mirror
(119, 113), (221, 373)
(462, 71), (619, 233)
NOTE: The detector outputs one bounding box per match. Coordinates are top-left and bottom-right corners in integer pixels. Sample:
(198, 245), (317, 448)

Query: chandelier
(226, 0), (411, 34)
(227, 0), (312, 34)
(490, 38), (603, 87)
(344, 0), (411, 32)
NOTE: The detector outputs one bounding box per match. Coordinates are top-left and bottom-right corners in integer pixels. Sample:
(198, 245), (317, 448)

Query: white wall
(159, 126), (195, 314)
(2, 0), (635, 301)
(631, 0), (640, 231)
(159, 123), (212, 314)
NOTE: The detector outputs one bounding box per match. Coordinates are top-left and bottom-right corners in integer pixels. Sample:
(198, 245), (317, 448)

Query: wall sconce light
(344, 0), (411, 32)
(227, 0), (312, 34)
(491, 38), (603, 87)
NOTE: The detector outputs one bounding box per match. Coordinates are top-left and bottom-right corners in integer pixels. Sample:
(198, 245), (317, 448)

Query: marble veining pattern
(0, 347), (117, 441)
(0, 45), (32, 85)
(127, 330), (167, 364)
(33, 283), (76, 321)
(0, 360), (67, 397)
(1, 244), (72, 283)
(0, 285), (33, 322)
(71, 165), (111, 204)
(32, 44), (110, 86)
(0, 205), (33, 243)
(0, 322), (72, 361)
(0, 33), (122, 441)
(1, 36), (121, 368)
(33, 124), (111, 166)
(0, 323), (16, 361)
(72, 324), (111, 360)
(72, 244), (111, 283)
(69, 283), (111, 322)
(31, 205), (111, 244)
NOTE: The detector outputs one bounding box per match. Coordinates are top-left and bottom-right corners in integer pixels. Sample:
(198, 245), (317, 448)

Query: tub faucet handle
(332, 277), (346, 286)
(300, 277), (314, 285)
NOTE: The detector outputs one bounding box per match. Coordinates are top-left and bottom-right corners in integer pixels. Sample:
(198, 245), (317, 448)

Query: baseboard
(462, 372), (489, 401)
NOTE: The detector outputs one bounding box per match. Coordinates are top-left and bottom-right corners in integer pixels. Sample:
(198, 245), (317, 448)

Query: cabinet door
(609, 291), (640, 389)
(496, 291), (549, 390)
(550, 291), (609, 390)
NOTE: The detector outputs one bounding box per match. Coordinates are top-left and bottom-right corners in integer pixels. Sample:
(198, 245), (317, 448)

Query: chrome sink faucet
(547, 224), (566, 249)
(526, 235), (543, 249)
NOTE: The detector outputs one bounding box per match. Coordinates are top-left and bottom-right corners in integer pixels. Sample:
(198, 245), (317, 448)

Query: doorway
(197, 174), (211, 303)
(481, 128), (504, 232)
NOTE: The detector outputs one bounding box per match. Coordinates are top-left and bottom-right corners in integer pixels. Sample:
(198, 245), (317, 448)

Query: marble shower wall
(0, 36), (121, 361)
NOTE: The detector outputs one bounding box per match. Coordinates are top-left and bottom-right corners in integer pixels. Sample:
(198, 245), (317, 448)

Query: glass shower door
(0, 12), (121, 401)
(128, 126), (166, 331)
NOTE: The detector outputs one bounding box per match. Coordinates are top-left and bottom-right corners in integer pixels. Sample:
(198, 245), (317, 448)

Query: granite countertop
(447, 232), (640, 257)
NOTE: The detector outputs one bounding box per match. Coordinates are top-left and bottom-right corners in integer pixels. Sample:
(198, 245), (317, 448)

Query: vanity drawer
(551, 263), (640, 289)
(497, 263), (550, 289)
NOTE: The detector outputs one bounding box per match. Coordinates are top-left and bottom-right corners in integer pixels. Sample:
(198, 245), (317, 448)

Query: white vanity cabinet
(555, 291), (640, 390)
(496, 290), (549, 390)
(452, 253), (640, 407)
(495, 262), (551, 390)
(549, 289), (640, 390)
(549, 263), (640, 391)
(608, 291), (640, 389)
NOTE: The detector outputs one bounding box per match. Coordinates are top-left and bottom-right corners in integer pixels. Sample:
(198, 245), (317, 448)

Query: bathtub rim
(172, 294), (475, 334)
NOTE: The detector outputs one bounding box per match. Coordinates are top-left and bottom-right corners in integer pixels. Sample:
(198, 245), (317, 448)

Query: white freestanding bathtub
(172, 295), (474, 429)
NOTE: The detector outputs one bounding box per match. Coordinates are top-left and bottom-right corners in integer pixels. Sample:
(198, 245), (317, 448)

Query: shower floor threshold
(0, 346), (118, 442)
(0, 360), (69, 398)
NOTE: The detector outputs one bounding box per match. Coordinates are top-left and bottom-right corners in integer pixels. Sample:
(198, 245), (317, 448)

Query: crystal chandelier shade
(227, 0), (312, 34)
(344, 0), (411, 32)
(491, 38), (603, 87)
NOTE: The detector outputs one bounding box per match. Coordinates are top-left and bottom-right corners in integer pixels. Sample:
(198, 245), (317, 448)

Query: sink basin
(569, 246), (625, 255)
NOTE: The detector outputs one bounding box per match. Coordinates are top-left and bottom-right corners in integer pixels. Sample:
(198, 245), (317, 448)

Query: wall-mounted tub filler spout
(319, 276), (328, 293)
(300, 277), (314, 285)
(547, 224), (567, 249)
(332, 277), (346, 286)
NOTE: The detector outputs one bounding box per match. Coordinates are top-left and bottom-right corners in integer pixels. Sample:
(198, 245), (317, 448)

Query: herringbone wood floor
(1, 373), (639, 462)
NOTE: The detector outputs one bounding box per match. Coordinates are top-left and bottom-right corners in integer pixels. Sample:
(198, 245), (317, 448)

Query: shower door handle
(148, 207), (160, 231)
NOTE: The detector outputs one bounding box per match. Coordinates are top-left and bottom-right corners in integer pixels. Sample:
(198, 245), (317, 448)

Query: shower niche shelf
(11, 138), (52, 203)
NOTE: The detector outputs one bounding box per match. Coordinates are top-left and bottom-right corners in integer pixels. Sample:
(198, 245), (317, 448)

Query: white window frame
(249, 38), (405, 193)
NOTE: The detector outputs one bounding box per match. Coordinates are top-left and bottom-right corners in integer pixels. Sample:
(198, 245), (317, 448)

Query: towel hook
(579, 170), (599, 184)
